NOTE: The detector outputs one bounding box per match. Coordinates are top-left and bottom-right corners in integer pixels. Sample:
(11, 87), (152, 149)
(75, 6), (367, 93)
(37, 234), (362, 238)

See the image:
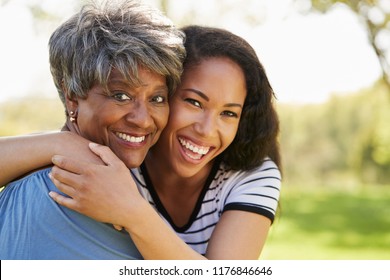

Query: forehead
(181, 57), (246, 102)
(108, 67), (166, 86)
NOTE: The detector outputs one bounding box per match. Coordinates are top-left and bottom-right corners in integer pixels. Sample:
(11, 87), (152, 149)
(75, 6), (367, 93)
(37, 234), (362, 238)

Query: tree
(298, 0), (390, 91)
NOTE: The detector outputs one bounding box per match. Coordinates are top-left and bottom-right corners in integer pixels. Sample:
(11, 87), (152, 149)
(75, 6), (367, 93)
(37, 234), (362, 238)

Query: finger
(51, 155), (90, 175)
(88, 142), (123, 167)
(49, 168), (77, 197)
(48, 191), (78, 210)
(113, 225), (124, 231)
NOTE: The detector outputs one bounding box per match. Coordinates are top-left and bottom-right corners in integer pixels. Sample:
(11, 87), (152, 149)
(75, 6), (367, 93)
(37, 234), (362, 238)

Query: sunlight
(0, 0), (382, 104)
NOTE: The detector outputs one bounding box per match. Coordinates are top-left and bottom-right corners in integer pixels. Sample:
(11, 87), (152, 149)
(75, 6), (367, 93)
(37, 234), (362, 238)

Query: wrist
(52, 131), (73, 155)
(122, 197), (152, 233)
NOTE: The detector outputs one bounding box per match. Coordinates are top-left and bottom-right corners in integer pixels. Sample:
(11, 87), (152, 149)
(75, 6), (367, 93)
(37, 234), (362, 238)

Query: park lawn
(1, 184), (389, 259)
(261, 186), (390, 260)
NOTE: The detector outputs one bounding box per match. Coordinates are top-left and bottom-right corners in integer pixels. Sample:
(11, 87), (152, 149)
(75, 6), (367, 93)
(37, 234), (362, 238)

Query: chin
(174, 165), (201, 179)
(127, 160), (143, 169)
(118, 155), (142, 169)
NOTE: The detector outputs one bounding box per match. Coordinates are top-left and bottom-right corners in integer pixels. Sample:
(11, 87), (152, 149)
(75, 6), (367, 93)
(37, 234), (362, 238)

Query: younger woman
(48, 25), (282, 259)
(0, 26), (281, 259)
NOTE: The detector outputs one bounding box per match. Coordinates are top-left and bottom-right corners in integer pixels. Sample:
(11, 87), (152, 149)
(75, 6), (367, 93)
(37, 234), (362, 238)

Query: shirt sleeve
(222, 159), (282, 223)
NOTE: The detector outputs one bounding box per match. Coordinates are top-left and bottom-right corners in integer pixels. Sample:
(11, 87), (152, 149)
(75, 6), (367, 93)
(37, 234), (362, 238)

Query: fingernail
(89, 142), (98, 148)
(52, 155), (59, 164)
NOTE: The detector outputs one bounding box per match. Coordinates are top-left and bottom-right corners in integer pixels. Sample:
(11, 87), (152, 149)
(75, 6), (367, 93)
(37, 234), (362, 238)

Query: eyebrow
(183, 88), (243, 108)
(110, 79), (168, 91)
(183, 88), (209, 101)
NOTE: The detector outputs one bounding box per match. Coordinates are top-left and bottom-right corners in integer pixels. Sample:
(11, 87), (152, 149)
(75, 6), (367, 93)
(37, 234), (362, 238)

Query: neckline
(140, 159), (221, 232)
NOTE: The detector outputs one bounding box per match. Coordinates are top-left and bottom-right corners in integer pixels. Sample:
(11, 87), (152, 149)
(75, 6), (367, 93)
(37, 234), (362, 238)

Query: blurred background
(0, 0), (389, 259)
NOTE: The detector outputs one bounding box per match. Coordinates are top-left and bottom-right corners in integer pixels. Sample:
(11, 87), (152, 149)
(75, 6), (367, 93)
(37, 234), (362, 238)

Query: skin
(0, 67), (168, 186)
(49, 57), (272, 259)
(66, 67), (169, 169)
(145, 57), (246, 226)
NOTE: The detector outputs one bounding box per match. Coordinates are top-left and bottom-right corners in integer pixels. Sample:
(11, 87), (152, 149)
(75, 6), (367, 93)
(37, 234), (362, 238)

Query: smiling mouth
(116, 132), (146, 143)
(178, 137), (211, 160)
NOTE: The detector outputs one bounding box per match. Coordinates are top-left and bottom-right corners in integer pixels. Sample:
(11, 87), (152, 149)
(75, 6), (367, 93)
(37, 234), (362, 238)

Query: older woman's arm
(0, 132), (101, 186)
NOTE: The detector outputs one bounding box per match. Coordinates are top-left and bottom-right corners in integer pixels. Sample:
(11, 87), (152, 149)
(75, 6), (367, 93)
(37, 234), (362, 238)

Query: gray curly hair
(49, 0), (185, 106)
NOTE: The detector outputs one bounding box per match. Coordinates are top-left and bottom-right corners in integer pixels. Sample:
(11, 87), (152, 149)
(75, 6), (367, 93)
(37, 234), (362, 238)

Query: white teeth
(116, 132), (145, 143)
(179, 138), (210, 156)
(186, 153), (202, 160)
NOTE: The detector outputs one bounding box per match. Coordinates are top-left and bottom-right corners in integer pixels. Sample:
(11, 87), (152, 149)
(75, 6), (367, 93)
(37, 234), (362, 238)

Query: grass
(2, 183), (389, 259)
(261, 186), (390, 260)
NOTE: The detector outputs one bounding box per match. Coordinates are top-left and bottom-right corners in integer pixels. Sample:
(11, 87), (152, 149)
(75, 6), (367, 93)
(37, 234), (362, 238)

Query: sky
(0, 0), (383, 104)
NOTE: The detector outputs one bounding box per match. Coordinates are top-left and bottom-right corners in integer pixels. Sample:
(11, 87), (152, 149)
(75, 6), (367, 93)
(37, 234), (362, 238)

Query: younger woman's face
(154, 57), (247, 178)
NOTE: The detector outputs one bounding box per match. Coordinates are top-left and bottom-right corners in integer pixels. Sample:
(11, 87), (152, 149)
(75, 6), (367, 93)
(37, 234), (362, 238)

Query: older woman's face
(69, 68), (169, 168)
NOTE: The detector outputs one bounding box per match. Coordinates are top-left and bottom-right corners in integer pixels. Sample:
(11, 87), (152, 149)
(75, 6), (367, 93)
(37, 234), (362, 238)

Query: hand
(57, 132), (105, 166)
(48, 143), (141, 228)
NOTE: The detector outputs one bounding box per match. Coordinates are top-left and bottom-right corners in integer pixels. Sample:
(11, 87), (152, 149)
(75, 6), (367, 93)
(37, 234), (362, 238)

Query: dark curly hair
(181, 25), (281, 170)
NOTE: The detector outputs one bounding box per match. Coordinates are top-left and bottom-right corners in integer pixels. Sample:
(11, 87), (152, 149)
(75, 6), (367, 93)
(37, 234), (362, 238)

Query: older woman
(0, 0), (185, 259)
(1, 25), (281, 259)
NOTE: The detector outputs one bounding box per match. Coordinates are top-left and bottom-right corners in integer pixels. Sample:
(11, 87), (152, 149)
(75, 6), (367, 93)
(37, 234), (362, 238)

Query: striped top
(131, 158), (282, 256)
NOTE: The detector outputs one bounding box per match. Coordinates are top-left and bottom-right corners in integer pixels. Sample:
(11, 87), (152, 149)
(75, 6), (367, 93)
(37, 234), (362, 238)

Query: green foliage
(278, 80), (390, 186)
(261, 186), (390, 259)
(354, 85), (390, 183)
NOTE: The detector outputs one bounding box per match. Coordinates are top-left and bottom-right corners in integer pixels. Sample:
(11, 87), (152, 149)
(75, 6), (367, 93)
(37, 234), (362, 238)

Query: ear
(63, 87), (82, 135)
(65, 93), (79, 116)
(62, 83), (79, 116)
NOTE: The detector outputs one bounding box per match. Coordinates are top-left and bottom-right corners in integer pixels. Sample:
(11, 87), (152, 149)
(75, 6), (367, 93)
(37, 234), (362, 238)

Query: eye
(151, 95), (167, 104)
(221, 111), (238, 118)
(185, 98), (202, 108)
(112, 92), (131, 101)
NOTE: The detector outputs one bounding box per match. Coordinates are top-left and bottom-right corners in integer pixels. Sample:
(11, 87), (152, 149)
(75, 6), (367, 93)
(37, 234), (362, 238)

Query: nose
(193, 113), (217, 138)
(126, 100), (153, 128)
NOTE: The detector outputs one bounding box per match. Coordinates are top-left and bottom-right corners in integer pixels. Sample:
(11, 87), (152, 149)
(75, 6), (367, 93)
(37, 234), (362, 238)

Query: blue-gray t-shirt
(0, 168), (142, 260)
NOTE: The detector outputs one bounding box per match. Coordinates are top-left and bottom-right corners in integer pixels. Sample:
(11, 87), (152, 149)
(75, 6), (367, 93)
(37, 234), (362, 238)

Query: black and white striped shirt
(131, 158), (281, 255)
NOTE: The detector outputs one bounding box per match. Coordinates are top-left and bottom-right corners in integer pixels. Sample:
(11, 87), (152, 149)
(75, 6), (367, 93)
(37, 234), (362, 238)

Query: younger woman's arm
(48, 143), (206, 259)
(0, 131), (101, 186)
(48, 144), (279, 259)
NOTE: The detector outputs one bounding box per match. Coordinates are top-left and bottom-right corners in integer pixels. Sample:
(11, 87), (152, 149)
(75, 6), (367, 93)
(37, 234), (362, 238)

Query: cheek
(77, 106), (115, 140)
(222, 123), (240, 147)
(148, 106), (170, 144)
(157, 107), (170, 129)
(157, 109), (185, 144)
(77, 115), (103, 142)
(170, 113), (194, 135)
(166, 104), (187, 128)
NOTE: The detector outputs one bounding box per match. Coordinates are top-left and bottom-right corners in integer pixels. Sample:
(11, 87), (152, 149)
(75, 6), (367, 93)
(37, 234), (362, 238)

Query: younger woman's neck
(144, 150), (215, 227)
(144, 151), (212, 194)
